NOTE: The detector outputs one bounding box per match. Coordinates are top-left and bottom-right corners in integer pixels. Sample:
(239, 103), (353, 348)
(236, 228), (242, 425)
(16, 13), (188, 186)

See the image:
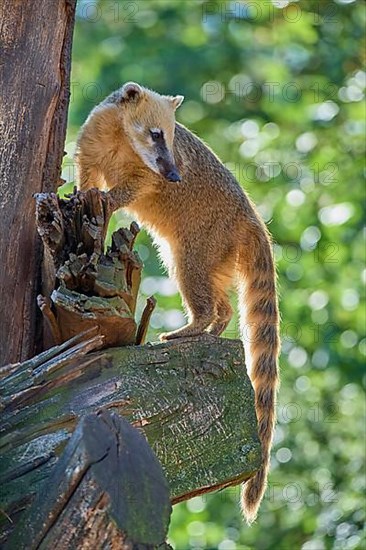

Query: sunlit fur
(75, 82), (280, 524)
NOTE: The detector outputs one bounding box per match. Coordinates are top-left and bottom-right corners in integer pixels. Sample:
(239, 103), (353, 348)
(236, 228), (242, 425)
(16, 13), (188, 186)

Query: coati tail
(237, 222), (280, 524)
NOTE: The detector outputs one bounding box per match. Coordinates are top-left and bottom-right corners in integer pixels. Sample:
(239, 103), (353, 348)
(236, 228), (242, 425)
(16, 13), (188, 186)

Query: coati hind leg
(160, 257), (234, 341)
(207, 266), (234, 336)
(208, 293), (233, 336)
(159, 262), (216, 341)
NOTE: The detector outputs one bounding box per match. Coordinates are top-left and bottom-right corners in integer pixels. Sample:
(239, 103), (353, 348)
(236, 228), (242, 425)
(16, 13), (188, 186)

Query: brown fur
(75, 83), (280, 524)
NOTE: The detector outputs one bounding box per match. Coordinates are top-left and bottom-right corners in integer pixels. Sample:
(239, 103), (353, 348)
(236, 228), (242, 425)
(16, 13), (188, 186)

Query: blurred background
(60, 0), (365, 548)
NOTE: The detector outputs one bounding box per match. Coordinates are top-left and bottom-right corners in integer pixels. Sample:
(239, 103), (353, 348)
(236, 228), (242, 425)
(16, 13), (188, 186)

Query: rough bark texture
(8, 411), (172, 550)
(0, 332), (261, 546)
(35, 188), (156, 347)
(0, 0), (76, 365)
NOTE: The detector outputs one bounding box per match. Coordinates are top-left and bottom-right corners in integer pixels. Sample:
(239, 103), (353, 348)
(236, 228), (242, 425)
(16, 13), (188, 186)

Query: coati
(75, 82), (280, 524)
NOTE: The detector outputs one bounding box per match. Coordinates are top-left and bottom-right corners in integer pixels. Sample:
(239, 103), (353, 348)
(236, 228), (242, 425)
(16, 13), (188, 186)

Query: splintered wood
(35, 188), (155, 347)
(9, 411), (172, 550)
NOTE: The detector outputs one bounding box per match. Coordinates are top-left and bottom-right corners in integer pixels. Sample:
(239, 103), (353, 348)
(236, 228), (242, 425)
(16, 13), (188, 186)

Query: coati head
(117, 82), (184, 182)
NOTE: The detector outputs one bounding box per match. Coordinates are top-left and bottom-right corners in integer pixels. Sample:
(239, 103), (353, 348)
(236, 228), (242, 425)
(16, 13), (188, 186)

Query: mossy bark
(0, 332), (261, 546)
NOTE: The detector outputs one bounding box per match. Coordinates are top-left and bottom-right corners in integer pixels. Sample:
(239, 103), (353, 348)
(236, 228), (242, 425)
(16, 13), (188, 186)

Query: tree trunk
(0, 0), (76, 365)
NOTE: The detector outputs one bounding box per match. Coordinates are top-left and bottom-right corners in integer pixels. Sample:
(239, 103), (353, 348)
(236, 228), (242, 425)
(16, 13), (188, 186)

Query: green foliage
(62, 0), (365, 547)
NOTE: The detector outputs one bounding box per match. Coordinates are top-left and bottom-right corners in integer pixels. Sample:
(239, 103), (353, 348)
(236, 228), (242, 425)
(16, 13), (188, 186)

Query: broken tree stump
(34, 188), (155, 347)
(0, 333), (261, 546)
(8, 411), (172, 550)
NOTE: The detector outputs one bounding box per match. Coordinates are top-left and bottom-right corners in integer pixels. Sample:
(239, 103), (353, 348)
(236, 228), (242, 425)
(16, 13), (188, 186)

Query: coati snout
(118, 82), (184, 183)
(155, 151), (181, 183)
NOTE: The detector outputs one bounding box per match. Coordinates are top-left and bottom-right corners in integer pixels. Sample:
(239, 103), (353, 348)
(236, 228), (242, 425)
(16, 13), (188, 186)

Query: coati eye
(150, 129), (162, 141)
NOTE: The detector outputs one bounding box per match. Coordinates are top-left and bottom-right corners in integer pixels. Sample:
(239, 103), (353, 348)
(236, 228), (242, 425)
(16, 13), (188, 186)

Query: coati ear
(121, 82), (142, 102)
(170, 95), (184, 110)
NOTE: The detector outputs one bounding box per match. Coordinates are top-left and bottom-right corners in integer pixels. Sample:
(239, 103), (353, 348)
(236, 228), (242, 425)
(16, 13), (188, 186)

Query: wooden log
(7, 411), (172, 550)
(0, 0), (76, 364)
(0, 334), (261, 545)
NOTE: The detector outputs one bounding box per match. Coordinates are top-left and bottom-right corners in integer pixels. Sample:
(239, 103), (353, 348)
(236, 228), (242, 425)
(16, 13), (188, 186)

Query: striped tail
(237, 220), (280, 524)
